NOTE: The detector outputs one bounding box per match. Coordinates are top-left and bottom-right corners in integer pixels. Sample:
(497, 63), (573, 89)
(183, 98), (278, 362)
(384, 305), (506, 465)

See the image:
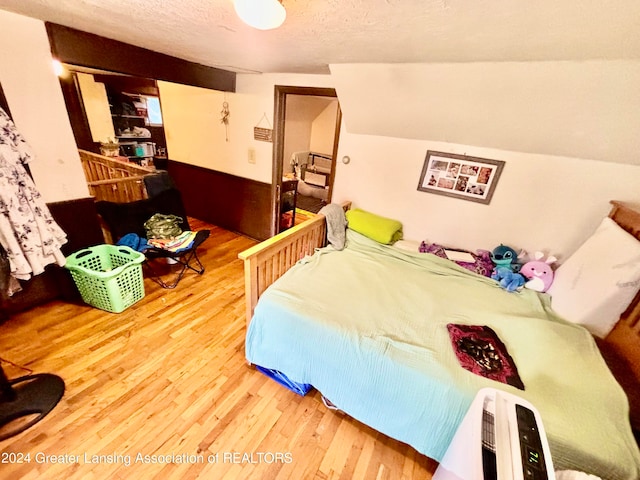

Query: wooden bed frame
(238, 202), (350, 328)
(238, 200), (640, 432)
(598, 201), (640, 434)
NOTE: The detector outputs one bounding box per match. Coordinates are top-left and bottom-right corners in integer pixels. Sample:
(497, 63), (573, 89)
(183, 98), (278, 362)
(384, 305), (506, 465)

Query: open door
(271, 85), (341, 236)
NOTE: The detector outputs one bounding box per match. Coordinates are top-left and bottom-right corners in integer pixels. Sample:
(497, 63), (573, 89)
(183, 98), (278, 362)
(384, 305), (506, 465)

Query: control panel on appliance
(516, 405), (548, 480)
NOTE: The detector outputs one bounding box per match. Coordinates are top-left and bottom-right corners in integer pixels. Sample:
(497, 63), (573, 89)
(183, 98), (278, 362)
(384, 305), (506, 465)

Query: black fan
(0, 364), (64, 441)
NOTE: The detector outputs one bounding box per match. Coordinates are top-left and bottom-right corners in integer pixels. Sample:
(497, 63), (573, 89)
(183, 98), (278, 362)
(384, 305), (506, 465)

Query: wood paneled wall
(167, 160), (272, 241)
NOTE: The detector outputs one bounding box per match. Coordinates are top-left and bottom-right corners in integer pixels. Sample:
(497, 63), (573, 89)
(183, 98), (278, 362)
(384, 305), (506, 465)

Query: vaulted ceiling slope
(0, 0), (638, 74)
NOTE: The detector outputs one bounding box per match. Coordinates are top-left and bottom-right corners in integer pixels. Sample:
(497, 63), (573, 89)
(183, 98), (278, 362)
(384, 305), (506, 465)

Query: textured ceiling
(0, 0), (639, 74)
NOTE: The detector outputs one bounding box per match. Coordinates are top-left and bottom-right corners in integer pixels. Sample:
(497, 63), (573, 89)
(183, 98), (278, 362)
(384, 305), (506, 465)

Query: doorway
(271, 86), (341, 236)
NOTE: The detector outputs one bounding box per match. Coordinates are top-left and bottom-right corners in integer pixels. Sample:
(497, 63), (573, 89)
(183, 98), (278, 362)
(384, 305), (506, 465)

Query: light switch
(248, 148), (256, 164)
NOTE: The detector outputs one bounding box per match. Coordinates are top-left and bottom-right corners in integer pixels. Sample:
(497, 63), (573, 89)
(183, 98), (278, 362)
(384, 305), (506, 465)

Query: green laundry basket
(65, 244), (146, 313)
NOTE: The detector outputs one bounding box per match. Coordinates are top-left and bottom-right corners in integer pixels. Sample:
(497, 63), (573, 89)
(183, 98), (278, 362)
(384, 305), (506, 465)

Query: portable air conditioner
(434, 388), (555, 480)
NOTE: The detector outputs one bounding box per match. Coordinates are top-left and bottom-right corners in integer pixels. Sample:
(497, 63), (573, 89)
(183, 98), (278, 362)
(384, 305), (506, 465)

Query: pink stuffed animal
(520, 252), (557, 293)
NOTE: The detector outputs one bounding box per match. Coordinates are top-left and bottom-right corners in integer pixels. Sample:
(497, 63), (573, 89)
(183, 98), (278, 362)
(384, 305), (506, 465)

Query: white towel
(290, 151), (309, 167)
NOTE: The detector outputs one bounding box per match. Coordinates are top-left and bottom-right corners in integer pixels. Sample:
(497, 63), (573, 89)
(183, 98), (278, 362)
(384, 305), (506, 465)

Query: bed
(238, 201), (640, 480)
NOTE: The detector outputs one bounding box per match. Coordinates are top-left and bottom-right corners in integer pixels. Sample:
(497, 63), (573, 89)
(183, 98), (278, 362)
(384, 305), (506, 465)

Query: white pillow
(548, 217), (640, 338)
(392, 239), (422, 252)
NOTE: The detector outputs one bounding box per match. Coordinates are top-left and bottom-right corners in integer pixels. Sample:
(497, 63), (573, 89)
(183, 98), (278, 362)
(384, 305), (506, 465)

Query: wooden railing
(78, 149), (155, 203)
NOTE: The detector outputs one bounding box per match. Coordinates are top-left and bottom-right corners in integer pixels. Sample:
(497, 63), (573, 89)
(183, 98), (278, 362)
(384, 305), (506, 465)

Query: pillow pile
(547, 217), (640, 338)
(346, 208), (403, 245)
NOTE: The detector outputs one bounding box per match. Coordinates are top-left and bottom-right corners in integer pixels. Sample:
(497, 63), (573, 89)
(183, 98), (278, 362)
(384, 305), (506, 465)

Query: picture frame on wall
(417, 150), (505, 205)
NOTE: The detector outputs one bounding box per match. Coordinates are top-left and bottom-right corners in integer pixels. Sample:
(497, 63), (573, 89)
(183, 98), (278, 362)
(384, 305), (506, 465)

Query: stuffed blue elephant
(491, 266), (525, 292)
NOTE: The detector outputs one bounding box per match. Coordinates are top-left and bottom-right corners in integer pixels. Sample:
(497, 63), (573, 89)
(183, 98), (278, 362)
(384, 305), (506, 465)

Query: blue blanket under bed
(246, 230), (640, 480)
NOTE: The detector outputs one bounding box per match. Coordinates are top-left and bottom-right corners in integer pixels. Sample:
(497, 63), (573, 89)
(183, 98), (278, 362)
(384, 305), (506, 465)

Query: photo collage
(418, 151), (505, 204)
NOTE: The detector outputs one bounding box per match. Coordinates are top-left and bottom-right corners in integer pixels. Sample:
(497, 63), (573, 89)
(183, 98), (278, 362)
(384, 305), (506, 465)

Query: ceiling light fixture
(233, 0), (286, 30)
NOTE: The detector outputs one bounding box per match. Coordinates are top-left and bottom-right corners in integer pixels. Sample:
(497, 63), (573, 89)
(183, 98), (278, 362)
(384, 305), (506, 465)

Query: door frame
(271, 85), (342, 236)
(0, 82), (12, 118)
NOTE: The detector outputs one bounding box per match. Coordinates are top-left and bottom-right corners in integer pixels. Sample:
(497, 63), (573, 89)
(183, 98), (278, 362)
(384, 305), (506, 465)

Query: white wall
(330, 62), (640, 166)
(331, 133), (640, 259)
(234, 70), (640, 259)
(0, 10), (88, 202)
(160, 74), (334, 183)
(283, 104), (312, 175)
(158, 81), (232, 171)
(235, 74), (336, 183)
(310, 101), (338, 155)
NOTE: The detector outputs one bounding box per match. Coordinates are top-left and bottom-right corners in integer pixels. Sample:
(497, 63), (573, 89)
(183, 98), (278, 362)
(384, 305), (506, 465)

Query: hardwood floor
(0, 220), (438, 479)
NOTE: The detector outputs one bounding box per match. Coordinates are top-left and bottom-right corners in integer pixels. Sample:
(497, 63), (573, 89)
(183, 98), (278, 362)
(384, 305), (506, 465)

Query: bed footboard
(238, 214), (326, 328)
(238, 202), (350, 328)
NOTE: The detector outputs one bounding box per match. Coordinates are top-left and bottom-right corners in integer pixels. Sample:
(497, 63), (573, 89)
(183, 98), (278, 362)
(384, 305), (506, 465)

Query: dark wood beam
(45, 23), (236, 92)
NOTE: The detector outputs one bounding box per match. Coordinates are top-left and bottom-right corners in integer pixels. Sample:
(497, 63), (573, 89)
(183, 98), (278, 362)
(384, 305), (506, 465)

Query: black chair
(143, 230), (210, 289)
(280, 179), (299, 230)
(95, 188), (210, 289)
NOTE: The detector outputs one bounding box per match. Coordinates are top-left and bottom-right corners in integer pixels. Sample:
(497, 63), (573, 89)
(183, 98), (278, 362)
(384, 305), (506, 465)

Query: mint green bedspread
(246, 230), (640, 480)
